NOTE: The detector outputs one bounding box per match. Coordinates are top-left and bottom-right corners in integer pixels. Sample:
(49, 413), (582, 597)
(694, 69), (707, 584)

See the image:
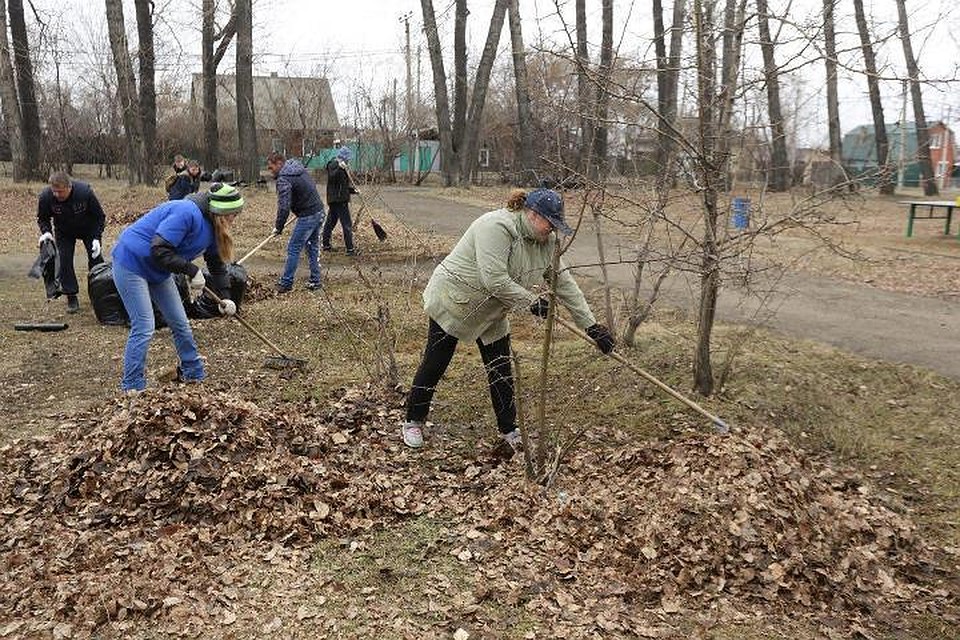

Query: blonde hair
(506, 188), (527, 211)
(211, 214), (234, 262)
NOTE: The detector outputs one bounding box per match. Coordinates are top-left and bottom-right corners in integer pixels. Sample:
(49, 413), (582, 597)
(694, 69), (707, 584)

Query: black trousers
(406, 318), (517, 434)
(321, 202), (355, 252)
(56, 230), (103, 296)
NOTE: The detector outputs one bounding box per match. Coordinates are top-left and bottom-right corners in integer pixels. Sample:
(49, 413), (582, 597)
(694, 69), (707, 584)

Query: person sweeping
(401, 188), (614, 450)
(110, 183), (244, 392)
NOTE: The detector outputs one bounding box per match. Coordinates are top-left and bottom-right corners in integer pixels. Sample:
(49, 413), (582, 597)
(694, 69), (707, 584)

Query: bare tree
(105, 0), (143, 184)
(9, 0), (41, 177)
(420, 0), (456, 185)
(591, 0), (613, 177)
(135, 0), (156, 184)
(235, 0), (258, 183)
(852, 0), (893, 194)
(574, 0), (594, 177)
(894, 0), (937, 196)
(507, 0), (536, 184)
(201, 0), (237, 170)
(755, 0), (790, 191)
(452, 0), (468, 174)
(0, 0), (24, 180)
(823, 0), (841, 168)
(653, 0), (686, 180)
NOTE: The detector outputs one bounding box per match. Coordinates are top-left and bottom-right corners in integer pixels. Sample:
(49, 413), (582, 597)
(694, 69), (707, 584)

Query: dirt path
(379, 186), (960, 380)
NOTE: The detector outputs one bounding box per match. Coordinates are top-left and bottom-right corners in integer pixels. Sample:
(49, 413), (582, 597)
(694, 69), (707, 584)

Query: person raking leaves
(401, 187), (615, 450)
(36, 171), (106, 314)
(110, 183), (244, 392)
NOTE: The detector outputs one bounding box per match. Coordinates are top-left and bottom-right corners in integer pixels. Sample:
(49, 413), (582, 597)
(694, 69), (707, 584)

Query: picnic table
(900, 200), (959, 237)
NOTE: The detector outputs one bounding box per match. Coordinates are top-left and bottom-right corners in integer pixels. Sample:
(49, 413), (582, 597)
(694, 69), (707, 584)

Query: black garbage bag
(88, 262), (168, 328)
(28, 237), (61, 300)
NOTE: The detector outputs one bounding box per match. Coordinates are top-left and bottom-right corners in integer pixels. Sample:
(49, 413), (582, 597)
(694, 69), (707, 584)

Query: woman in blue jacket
(111, 183), (244, 391)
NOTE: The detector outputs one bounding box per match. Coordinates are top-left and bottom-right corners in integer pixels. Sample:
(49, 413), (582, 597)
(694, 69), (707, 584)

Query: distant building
(841, 121), (955, 189)
(190, 72), (340, 159)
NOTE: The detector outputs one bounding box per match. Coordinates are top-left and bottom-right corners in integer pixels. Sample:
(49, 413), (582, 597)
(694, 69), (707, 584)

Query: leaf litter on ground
(0, 385), (955, 638)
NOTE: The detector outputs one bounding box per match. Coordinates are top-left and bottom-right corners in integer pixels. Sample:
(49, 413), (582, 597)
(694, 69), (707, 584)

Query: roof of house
(190, 73), (339, 131)
(842, 121), (951, 164)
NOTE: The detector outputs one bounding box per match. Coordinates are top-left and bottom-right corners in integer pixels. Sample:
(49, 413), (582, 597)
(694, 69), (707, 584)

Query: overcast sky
(54, 0), (960, 147)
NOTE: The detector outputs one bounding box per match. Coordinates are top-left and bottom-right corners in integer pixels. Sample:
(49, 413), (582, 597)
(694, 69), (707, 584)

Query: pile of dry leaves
(0, 386), (953, 637)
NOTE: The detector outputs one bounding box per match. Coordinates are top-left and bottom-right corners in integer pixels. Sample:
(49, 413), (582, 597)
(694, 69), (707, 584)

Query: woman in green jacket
(402, 188), (614, 449)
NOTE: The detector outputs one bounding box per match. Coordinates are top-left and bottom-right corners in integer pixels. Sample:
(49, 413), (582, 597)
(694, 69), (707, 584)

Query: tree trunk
(823, 0), (841, 165)
(755, 0), (790, 191)
(135, 0), (157, 185)
(718, 0), (747, 190)
(201, 0), (220, 169)
(895, 0), (937, 196)
(420, 0), (456, 186)
(591, 0), (613, 178)
(653, 0), (668, 171)
(692, 0), (720, 396)
(458, 0), (508, 185)
(0, 1), (25, 181)
(575, 0), (594, 178)
(508, 0), (536, 185)
(452, 0), (468, 162)
(235, 0), (258, 184)
(105, 0), (143, 185)
(9, 0), (40, 177)
(852, 0), (892, 194)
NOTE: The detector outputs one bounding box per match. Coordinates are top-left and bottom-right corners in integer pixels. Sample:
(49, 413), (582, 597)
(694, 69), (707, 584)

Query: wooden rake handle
(236, 232), (278, 265)
(202, 286), (290, 359)
(553, 315), (729, 433)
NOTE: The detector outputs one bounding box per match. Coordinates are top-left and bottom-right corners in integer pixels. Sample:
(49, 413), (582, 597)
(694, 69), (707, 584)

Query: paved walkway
(379, 187), (960, 380)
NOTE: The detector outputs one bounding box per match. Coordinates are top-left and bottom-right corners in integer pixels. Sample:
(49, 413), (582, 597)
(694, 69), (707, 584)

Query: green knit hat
(208, 183), (244, 215)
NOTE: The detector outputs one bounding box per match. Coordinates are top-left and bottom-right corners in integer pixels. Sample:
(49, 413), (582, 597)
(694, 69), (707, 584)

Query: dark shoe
(321, 245), (335, 252)
(276, 284), (292, 294)
(345, 249), (361, 257)
(66, 295), (80, 314)
(175, 366), (203, 384)
(305, 281), (322, 291)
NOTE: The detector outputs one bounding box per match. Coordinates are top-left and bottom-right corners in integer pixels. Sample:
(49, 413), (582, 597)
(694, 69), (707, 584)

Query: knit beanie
(208, 183), (244, 215)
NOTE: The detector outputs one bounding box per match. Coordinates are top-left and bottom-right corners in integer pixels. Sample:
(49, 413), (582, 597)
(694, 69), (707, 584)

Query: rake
(554, 315), (729, 433)
(203, 286), (306, 370)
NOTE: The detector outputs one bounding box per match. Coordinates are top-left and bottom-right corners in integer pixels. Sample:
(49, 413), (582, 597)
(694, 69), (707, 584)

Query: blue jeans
(113, 261), (204, 391)
(279, 212), (323, 288)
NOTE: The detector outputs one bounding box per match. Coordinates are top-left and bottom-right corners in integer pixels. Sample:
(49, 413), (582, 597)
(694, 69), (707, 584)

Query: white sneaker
(501, 429), (523, 452)
(401, 421), (424, 448)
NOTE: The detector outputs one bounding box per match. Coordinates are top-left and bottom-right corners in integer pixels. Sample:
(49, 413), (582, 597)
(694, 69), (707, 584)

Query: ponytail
(212, 215), (235, 262)
(506, 188), (527, 211)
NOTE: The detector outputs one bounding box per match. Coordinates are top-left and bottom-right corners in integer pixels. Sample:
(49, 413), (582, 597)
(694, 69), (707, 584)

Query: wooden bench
(899, 200), (959, 237)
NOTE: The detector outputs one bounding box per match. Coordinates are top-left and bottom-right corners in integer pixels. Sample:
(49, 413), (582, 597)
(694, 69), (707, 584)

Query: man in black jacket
(37, 171), (106, 313)
(321, 146), (359, 256)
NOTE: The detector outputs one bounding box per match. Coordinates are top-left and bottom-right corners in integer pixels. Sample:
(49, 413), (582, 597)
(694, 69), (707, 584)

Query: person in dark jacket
(268, 151), (325, 292)
(36, 171), (106, 313)
(111, 183), (243, 392)
(321, 146), (359, 255)
(168, 159), (202, 200)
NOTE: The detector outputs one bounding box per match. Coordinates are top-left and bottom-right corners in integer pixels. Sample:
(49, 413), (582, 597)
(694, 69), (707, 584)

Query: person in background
(268, 151), (325, 293)
(168, 159), (202, 200)
(400, 188), (615, 450)
(321, 146), (360, 256)
(171, 154), (187, 173)
(110, 183), (244, 392)
(36, 171), (106, 314)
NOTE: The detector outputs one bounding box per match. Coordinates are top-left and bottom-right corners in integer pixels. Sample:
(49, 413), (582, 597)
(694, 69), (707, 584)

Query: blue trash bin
(731, 197), (750, 229)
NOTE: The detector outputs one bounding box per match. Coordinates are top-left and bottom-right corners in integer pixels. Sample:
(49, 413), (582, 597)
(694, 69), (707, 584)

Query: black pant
(56, 230), (103, 296)
(406, 318), (516, 434)
(321, 201), (354, 252)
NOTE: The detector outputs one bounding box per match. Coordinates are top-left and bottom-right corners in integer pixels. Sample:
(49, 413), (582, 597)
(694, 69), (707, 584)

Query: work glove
(188, 270), (205, 303)
(218, 299), (237, 317)
(529, 296), (550, 318)
(38, 231), (53, 246)
(91, 239), (102, 259)
(272, 226), (283, 236)
(585, 323), (616, 355)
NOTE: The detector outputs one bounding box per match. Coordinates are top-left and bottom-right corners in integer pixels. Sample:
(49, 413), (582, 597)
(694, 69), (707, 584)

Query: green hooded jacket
(423, 207), (597, 344)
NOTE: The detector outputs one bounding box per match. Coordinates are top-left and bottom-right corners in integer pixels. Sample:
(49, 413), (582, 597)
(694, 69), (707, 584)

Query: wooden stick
(236, 232), (277, 265)
(554, 315), (729, 433)
(202, 286), (294, 359)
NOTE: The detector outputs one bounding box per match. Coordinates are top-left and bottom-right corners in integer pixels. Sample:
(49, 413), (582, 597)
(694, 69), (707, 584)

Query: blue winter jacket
(273, 159), (324, 232)
(168, 173), (200, 200)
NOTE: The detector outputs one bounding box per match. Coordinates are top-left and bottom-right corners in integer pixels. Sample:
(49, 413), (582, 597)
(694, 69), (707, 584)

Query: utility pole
(401, 11), (414, 182)
(898, 79), (907, 191)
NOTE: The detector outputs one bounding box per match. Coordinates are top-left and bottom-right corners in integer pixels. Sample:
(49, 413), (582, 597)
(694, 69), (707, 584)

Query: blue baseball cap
(337, 146), (353, 162)
(525, 188), (571, 235)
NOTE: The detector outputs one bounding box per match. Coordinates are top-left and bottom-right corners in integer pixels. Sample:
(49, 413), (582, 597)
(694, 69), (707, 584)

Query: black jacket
(325, 159), (357, 204)
(28, 237), (61, 299)
(37, 181), (106, 240)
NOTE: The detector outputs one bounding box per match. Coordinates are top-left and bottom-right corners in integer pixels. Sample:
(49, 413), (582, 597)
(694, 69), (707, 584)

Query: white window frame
(930, 132), (942, 149)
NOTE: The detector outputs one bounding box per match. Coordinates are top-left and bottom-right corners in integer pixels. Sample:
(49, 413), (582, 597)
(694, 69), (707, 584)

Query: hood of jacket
(279, 159), (307, 178)
(185, 192), (212, 219)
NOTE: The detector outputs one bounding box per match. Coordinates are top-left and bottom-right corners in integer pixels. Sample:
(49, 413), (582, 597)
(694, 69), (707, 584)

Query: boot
(66, 294), (80, 314)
